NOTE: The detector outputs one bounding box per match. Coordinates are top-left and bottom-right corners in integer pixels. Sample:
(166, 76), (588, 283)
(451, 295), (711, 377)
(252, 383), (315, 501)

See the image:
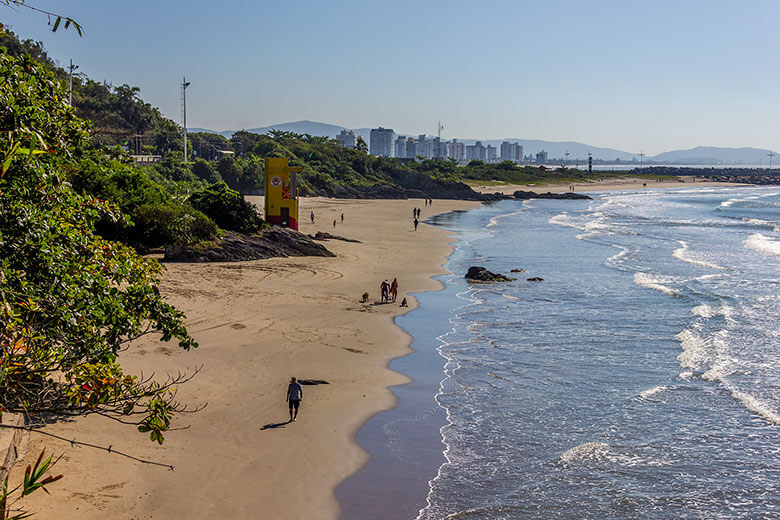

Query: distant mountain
(187, 121), (777, 164)
(188, 127), (234, 138)
(650, 146), (775, 165)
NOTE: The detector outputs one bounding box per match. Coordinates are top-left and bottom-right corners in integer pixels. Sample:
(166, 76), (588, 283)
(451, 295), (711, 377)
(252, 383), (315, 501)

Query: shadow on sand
(261, 421), (290, 430)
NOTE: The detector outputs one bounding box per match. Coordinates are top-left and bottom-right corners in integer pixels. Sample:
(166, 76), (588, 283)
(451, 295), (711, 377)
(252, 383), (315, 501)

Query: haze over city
(4, 0), (780, 155)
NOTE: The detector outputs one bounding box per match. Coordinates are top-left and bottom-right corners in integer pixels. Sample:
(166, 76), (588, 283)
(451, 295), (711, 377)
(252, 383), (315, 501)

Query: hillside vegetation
(1, 29), (658, 251)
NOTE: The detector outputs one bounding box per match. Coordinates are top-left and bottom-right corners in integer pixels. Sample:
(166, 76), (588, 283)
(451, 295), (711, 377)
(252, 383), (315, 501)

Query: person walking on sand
(381, 279), (389, 303)
(341, 213), (344, 223)
(413, 217), (419, 231)
(333, 219), (337, 228)
(310, 211), (315, 224)
(390, 278), (398, 303)
(286, 377), (303, 422)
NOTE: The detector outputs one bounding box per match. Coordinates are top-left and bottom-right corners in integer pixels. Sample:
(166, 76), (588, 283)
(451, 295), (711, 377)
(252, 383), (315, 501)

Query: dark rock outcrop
(465, 266), (515, 283)
(526, 277), (544, 282)
(310, 231), (361, 243)
(513, 190), (592, 200)
(163, 227), (335, 262)
(510, 268), (526, 273)
(311, 171), (504, 201)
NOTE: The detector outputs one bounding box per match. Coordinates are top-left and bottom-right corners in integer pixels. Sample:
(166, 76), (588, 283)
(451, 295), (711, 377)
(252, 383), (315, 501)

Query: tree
(355, 135), (368, 153)
(1, 1), (82, 36)
(0, 52), (196, 444)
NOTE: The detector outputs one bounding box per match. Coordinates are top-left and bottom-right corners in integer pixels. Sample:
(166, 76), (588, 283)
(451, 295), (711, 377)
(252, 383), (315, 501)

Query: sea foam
(633, 272), (680, 297)
(744, 233), (780, 257)
(673, 241), (729, 271)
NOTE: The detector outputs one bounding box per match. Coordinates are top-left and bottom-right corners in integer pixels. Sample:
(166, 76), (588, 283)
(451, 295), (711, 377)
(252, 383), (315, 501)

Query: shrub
(133, 203), (218, 246)
(187, 182), (265, 234)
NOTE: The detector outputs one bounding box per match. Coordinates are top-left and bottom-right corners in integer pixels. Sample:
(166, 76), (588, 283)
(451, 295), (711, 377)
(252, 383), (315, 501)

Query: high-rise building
(500, 141), (523, 162)
(337, 129), (356, 148)
(466, 141), (486, 161)
(370, 127), (394, 157)
(487, 145), (497, 162)
(406, 137), (416, 158)
(447, 140), (465, 162)
(536, 150), (548, 164)
(394, 135), (407, 159)
(416, 135), (431, 159)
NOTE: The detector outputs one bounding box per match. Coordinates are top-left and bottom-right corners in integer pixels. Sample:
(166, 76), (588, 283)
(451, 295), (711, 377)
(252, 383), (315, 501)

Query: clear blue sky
(3, 0), (779, 155)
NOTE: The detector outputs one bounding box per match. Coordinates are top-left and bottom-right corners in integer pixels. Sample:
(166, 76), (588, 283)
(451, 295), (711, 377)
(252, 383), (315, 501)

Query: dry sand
(16, 197), (479, 519)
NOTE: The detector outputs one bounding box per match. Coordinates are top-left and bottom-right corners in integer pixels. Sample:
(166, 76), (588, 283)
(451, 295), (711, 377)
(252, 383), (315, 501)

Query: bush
(187, 182), (265, 234)
(133, 202), (218, 246)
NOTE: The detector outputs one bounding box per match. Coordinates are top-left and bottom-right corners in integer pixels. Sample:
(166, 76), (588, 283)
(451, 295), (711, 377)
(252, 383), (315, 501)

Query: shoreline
(16, 197), (480, 519)
(15, 178), (741, 518)
(469, 176), (749, 195)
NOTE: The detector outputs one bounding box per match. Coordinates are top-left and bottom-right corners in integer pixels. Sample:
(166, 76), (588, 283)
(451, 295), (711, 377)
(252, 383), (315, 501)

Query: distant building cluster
(356, 127), (527, 164)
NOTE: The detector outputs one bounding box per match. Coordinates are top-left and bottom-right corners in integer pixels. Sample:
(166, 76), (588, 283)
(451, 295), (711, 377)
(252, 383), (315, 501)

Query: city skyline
(3, 0), (780, 156)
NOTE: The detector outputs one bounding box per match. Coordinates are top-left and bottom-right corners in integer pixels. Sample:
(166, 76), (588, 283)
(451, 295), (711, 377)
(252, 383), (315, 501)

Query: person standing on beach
(413, 217), (419, 231)
(286, 377), (303, 422)
(381, 279), (389, 302)
(310, 211), (315, 224)
(390, 278), (398, 303)
(341, 213), (344, 223)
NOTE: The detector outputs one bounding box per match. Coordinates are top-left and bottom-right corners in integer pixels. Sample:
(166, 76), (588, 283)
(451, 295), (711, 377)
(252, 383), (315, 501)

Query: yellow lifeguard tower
(264, 157), (302, 230)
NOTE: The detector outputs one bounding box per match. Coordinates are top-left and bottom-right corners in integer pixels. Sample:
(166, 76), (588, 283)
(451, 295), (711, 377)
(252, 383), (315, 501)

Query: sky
(3, 0), (780, 155)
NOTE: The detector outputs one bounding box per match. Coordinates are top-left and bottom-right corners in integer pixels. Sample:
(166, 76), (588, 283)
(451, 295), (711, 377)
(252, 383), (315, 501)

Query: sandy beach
(14, 178), (748, 518)
(17, 197), (479, 519)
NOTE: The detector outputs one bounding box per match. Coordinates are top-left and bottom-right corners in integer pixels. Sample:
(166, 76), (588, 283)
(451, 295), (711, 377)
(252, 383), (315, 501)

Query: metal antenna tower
(768, 151), (775, 169)
(68, 59), (79, 105)
(639, 150), (645, 170)
(181, 77), (191, 161)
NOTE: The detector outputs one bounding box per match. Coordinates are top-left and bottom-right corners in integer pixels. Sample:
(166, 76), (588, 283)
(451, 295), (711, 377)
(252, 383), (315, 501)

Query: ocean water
(338, 186), (780, 520)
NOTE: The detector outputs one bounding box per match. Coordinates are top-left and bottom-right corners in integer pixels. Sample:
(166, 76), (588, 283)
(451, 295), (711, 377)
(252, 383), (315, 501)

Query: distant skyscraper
(337, 129), (356, 148)
(466, 141), (486, 161)
(406, 137), (416, 158)
(500, 141), (523, 162)
(486, 145), (497, 162)
(370, 127), (394, 157)
(447, 140), (465, 162)
(416, 135), (431, 159)
(536, 150), (548, 164)
(394, 135), (407, 158)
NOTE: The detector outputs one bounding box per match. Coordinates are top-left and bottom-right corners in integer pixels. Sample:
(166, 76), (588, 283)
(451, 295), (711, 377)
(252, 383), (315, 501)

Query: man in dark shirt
(286, 377), (303, 422)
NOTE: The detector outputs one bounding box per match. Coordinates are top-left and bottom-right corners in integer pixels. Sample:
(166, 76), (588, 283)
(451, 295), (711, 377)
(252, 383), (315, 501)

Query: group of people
(423, 198), (433, 206)
(380, 277), (399, 303)
(310, 211), (345, 228)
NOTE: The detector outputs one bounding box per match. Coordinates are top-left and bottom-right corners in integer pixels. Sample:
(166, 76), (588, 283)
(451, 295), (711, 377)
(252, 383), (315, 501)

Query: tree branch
(0, 424), (174, 470)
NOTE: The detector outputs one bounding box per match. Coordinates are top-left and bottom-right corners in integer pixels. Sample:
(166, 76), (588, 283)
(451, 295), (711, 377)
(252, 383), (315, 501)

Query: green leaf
(51, 16), (61, 33)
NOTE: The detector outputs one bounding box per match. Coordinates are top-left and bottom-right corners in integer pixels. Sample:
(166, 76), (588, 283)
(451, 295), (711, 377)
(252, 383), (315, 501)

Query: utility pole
(181, 77), (191, 161)
(639, 150), (645, 170)
(68, 59), (79, 105)
(768, 152), (775, 169)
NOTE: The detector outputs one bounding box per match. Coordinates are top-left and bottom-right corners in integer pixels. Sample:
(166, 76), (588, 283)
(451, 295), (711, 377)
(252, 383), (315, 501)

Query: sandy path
(16, 198), (479, 519)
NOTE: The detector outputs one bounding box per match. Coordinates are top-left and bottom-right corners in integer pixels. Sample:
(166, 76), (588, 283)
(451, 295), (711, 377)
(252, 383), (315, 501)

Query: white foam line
(607, 245), (630, 262)
(485, 208), (527, 229)
(640, 385), (669, 399)
(731, 390), (780, 426)
(673, 240), (730, 271)
(634, 272), (681, 297)
(744, 233), (780, 257)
